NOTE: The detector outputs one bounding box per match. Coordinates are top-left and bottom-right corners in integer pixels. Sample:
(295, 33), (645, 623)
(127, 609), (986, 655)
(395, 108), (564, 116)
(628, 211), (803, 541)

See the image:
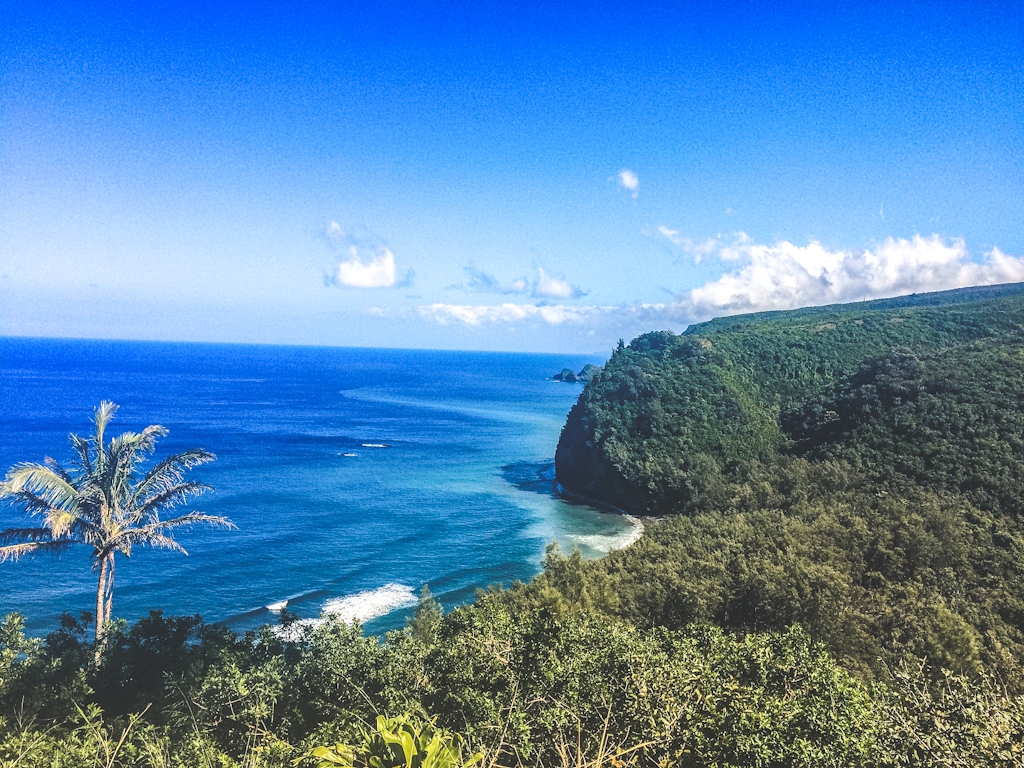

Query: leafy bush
(306, 712), (482, 768)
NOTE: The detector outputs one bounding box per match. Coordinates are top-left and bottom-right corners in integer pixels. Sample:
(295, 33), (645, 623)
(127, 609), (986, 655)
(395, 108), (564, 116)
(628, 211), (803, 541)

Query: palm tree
(0, 401), (234, 653)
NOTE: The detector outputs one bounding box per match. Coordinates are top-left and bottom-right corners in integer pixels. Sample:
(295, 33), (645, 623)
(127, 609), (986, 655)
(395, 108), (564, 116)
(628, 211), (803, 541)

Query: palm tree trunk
(94, 554), (108, 659)
(103, 553), (114, 625)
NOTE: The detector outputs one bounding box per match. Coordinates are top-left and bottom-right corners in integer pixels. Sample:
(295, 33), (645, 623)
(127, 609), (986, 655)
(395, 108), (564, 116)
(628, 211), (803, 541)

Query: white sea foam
(271, 583), (418, 641)
(321, 583), (418, 623)
(266, 600), (288, 612)
(568, 516), (644, 554)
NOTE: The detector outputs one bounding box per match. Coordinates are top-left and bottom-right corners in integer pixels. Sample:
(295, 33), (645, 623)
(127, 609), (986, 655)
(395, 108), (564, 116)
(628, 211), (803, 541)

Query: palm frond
(2, 488), (64, 518)
(0, 540), (77, 562)
(3, 481), (97, 544)
(43, 457), (75, 485)
(0, 527), (55, 544)
(125, 512), (235, 540)
(157, 512), (234, 531)
(134, 449), (216, 503)
(104, 426), (168, 500)
(1, 464), (81, 509)
(123, 531), (188, 555)
(137, 424), (169, 454)
(105, 434), (141, 507)
(93, 402), (118, 472)
(42, 508), (90, 539)
(94, 401), (118, 440)
(110, 512), (233, 558)
(133, 481), (214, 522)
(69, 433), (93, 473)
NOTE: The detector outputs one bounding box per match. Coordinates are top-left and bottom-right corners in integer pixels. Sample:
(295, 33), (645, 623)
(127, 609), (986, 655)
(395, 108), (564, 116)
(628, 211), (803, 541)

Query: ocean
(0, 337), (638, 636)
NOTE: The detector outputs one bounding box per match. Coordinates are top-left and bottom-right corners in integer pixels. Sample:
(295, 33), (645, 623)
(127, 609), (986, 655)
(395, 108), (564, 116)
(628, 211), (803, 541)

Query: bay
(0, 338), (637, 635)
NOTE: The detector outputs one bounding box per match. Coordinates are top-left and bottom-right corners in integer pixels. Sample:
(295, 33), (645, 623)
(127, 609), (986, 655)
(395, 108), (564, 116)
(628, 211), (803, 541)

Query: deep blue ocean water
(0, 338), (637, 636)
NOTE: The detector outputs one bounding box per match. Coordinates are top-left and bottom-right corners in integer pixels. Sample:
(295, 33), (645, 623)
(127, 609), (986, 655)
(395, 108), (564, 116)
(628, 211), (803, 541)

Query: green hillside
(555, 282), (1024, 687)
(556, 282), (1024, 515)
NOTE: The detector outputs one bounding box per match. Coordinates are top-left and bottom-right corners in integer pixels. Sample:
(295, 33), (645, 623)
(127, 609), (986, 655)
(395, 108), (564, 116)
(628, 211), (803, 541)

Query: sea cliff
(555, 281), (1024, 516)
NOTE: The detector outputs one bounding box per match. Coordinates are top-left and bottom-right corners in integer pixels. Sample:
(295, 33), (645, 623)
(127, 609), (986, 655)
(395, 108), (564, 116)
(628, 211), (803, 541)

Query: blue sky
(2, 1), (1022, 353)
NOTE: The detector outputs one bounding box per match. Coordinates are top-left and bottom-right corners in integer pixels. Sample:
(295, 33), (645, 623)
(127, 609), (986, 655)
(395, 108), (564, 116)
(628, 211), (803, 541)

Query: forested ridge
(555, 282), (1024, 691)
(557, 282), (1024, 514)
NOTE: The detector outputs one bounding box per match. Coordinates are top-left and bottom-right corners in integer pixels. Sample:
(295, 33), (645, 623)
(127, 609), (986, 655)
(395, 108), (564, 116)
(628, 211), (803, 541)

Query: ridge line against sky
(1, 1), (1022, 353)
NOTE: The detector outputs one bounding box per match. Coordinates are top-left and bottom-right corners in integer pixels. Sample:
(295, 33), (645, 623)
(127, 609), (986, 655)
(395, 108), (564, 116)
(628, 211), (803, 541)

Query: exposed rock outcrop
(554, 397), (645, 512)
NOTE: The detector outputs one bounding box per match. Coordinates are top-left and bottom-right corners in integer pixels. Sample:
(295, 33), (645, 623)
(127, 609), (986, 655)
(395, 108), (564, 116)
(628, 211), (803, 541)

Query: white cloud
(420, 233), (1024, 336)
(618, 169), (639, 198)
(326, 220), (413, 289)
(455, 266), (530, 295)
(676, 234), (1024, 319)
(419, 303), (604, 326)
(451, 266), (584, 299)
(656, 227), (719, 263)
(533, 267), (585, 299)
(335, 246), (398, 288)
(657, 225), (682, 243)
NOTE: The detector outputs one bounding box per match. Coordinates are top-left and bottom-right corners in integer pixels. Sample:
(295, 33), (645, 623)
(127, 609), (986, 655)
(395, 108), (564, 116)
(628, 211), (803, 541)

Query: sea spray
(321, 583), (418, 623)
(568, 515), (644, 554)
(272, 583), (418, 640)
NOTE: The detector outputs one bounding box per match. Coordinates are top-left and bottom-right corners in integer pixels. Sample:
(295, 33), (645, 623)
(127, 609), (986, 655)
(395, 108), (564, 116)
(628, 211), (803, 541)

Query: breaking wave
(272, 583), (418, 640)
(568, 515), (644, 554)
(321, 583), (418, 624)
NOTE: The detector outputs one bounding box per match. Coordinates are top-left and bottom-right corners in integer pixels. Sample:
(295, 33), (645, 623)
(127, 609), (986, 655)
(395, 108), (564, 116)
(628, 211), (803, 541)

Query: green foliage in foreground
(307, 712), (483, 768)
(560, 459), (1024, 689)
(2, 590), (1023, 767)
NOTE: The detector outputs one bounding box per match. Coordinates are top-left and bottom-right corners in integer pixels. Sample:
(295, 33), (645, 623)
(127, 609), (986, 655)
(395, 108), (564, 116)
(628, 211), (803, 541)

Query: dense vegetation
(556, 284), (1024, 515)
(554, 282), (1024, 692)
(6, 283), (1024, 765)
(2, 588), (1023, 767)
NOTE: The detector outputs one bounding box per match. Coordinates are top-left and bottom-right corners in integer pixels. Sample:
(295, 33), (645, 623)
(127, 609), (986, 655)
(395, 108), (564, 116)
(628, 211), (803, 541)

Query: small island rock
(553, 367), (577, 382)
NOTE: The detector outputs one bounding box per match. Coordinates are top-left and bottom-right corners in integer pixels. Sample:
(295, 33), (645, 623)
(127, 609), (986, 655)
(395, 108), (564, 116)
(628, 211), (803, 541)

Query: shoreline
(556, 485), (656, 552)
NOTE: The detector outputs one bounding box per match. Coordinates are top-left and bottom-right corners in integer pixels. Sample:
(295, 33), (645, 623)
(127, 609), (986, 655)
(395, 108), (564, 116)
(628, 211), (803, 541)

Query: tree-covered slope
(556, 282), (1024, 515)
(554, 282), (1024, 685)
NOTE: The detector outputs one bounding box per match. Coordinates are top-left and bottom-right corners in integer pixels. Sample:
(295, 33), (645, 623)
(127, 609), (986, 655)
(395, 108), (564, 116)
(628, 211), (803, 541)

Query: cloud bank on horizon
(416, 234), (1024, 330)
(678, 234), (1024, 318)
(449, 266), (585, 299)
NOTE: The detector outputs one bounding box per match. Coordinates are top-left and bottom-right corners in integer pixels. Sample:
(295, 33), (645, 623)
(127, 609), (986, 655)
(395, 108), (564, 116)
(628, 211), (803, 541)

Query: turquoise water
(0, 338), (636, 635)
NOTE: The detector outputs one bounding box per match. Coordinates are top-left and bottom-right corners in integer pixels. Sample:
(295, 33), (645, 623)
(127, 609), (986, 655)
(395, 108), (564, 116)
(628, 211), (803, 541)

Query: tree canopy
(555, 282), (1024, 688)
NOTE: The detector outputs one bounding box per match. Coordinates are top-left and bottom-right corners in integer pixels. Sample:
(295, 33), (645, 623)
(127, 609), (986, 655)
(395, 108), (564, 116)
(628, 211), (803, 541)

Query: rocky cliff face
(554, 396), (644, 513)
